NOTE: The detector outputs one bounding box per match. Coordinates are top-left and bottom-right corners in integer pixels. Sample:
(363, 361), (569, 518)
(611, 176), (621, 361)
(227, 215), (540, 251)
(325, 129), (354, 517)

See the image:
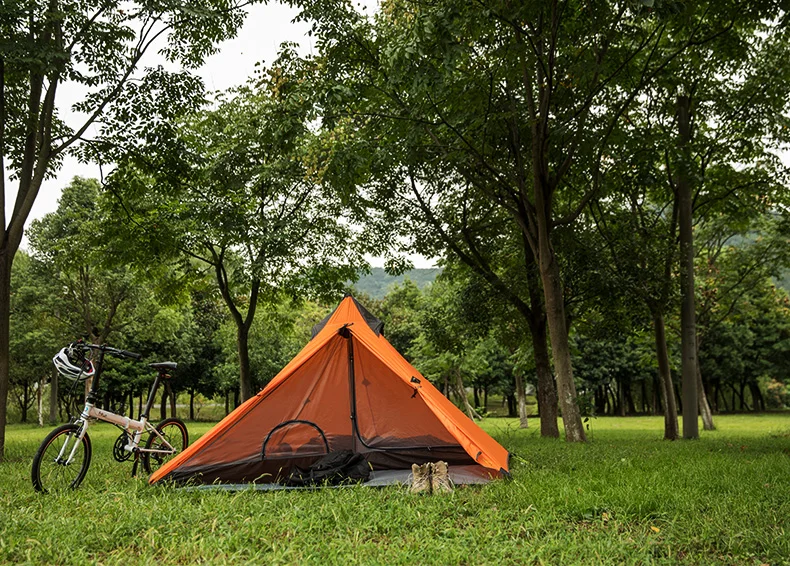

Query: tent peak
(311, 295), (385, 339)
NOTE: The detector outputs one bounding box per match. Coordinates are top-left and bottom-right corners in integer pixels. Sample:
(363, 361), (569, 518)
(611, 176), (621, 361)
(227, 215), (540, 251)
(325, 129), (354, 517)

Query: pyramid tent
(150, 296), (510, 487)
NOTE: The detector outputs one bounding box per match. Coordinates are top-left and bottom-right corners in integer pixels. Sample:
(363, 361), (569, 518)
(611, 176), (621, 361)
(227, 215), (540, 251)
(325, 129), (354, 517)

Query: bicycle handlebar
(73, 342), (143, 361)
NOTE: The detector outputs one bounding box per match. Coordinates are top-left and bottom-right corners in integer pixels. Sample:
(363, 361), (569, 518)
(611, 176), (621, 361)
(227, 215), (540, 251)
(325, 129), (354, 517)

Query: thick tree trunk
(514, 371), (528, 429)
(676, 94), (699, 440)
(237, 324), (253, 402)
(531, 318), (560, 438)
(49, 369), (58, 424)
(696, 362), (715, 431)
(652, 312), (679, 440)
(0, 252), (11, 459)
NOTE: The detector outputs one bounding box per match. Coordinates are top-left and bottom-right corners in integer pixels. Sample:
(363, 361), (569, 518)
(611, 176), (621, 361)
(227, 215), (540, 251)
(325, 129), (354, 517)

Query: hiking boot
(430, 461), (453, 493)
(410, 463), (432, 494)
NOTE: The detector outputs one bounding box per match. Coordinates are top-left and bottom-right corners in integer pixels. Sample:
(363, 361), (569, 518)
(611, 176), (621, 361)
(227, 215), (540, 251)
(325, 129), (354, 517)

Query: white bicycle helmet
(52, 346), (95, 381)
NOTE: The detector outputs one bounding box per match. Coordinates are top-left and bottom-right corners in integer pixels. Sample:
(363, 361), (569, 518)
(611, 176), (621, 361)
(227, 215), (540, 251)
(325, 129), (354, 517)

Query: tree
(296, 0), (756, 441)
(0, 0), (255, 458)
(105, 51), (366, 401)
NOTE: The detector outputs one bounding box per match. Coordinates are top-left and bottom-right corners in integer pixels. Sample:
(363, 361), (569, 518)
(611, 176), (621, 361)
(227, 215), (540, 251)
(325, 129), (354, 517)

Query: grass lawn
(1, 414), (789, 565)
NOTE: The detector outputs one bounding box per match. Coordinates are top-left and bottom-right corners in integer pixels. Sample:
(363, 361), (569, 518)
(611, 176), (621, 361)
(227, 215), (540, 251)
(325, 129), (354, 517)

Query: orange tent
(150, 296), (510, 487)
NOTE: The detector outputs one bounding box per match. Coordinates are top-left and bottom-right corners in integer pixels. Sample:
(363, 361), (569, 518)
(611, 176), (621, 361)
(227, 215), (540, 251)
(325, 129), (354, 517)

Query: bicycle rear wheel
(142, 418), (189, 475)
(32, 423), (92, 493)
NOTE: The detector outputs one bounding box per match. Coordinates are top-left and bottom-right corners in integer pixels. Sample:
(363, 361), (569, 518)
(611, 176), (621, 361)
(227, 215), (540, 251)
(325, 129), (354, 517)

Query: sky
(4, 1), (435, 268)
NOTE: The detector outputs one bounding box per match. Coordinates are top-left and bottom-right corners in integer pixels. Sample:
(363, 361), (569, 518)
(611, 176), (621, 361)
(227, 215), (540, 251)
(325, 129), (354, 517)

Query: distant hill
(352, 267), (441, 299)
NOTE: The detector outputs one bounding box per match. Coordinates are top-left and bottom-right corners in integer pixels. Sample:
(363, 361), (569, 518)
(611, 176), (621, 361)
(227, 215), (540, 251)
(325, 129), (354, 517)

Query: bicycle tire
(32, 423), (92, 493)
(142, 418), (189, 475)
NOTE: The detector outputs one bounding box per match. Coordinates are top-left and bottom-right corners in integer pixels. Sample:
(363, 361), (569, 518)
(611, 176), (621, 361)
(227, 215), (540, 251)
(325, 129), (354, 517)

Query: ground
(1, 414), (789, 565)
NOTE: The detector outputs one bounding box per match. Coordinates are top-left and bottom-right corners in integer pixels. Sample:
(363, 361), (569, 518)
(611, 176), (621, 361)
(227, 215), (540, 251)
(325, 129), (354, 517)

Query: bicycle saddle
(149, 361), (177, 371)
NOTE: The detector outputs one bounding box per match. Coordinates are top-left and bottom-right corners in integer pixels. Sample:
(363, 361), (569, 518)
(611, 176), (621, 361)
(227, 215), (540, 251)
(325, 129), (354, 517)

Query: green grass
(2, 414), (790, 565)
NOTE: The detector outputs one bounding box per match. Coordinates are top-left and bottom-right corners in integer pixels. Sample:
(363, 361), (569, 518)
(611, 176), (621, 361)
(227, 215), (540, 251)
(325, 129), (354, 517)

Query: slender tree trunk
(537, 253), (586, 441)
(0, 252), (12, 459)
(676, 94), (699, 439)
(641, 380), (649, 414)
(128, 389), (134, 419)
(225, 390), (230, 415)
(484, 386), (488, 409)
(21, 383), (29, 423)
(37, 377), (44, 427)
(748, 382), (764, 412)
(138, 392), (142, 418)
(455, 368), (481, 420)
(237, 324), (253, 402)
(160, 389), (167, 421)
(189, 389), (195, 421)
(626, 382), (636, 415)
(653, 374), (662, 414)
(617, 379), (626, 417)
(49, 368), (58, 424)
(696, 362), (715, 431)
(514, 371), (528, 429)
(652, 312), (679, 440)
(168, 383), (176, 418)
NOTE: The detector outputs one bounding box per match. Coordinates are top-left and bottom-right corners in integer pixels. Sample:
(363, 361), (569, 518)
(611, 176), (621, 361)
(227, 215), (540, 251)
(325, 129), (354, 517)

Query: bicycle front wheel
(32, 423), (92, 493)
(142, 418), (189, 475)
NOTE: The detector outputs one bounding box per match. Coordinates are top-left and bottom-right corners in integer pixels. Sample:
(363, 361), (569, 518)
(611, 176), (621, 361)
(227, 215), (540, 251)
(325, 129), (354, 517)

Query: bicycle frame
(57, 347), (176, 466)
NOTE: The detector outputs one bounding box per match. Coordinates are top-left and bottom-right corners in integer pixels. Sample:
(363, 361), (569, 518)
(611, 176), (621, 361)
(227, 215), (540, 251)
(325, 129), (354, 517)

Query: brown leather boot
(429, 461), (453, 493)
(410, 463), (432, 494)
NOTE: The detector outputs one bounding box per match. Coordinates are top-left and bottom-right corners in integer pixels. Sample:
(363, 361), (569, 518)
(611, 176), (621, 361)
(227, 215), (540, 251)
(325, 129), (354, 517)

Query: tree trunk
(455, 368), (481, 420)
(237, 324), (253, 402)
(49, 369), (58, 424)
(617, 379), (626, 417)
(676, 94), (699, 440)
(160, 388), (167, 421)
(225, 390), (230, 415)
(537, 253), (586, 441)
(0, 252), (12, 459)
(696, 362), (715, 431)
(748, 382), (764, 412)
(37, 377), (44, 427)
(473, 387), (480, 409)
(21, 382), (29, 423)
(128, 389), (134, 419)
(531, 317), (560, 438)
(641, 380), (649, 414)
(652, 312), (679, 440)
(189, 389), (195, 421)
(168, 383), (176, 418)
(653, 374), (662, 415)
(514, 371), (528, 429)
(484, 386), (488, 409)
